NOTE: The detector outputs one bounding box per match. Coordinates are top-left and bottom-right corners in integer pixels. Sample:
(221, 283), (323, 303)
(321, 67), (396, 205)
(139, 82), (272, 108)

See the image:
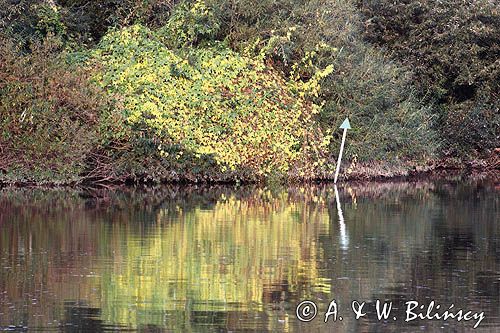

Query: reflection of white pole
(334, 118), (351, 183)
(334, 185), (349, 250)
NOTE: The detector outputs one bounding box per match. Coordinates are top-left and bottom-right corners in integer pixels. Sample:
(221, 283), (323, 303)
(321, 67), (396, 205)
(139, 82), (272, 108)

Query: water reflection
(0, 180), (498, 332)
(334, 185), (349, 251)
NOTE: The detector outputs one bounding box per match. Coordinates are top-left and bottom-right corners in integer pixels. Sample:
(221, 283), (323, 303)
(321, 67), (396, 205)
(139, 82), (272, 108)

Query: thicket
(1, 1), (337, 182)
(2, 0), (495, 184)
(91, 24), (333, 179)
(0, 0), (176, 46)
(0, 34), (202, 184)
(0, 37), (114, 182)
(207, 0), (437, 160)
(358, 0), (500, 156)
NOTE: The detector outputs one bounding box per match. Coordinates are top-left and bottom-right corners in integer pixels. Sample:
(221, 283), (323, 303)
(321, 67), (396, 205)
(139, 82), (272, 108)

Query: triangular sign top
(339, 117), (351, 129)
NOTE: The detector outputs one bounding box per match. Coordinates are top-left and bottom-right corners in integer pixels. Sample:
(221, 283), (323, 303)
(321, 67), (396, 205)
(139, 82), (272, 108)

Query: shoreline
(1, 157), (498, 189)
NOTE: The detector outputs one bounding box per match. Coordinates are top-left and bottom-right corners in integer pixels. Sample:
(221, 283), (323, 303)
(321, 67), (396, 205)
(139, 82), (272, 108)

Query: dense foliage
(358, 0), (500, 155)
(0, 0), (176, 45)
(0, 0), (497, 184)
(0, 37), (113, 182)
(207, 0), (436, 160)
(92, 24), (333, 179)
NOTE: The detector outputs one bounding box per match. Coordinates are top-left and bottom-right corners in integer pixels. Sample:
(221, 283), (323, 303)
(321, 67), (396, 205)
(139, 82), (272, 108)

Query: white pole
(334, 128), (347, 183)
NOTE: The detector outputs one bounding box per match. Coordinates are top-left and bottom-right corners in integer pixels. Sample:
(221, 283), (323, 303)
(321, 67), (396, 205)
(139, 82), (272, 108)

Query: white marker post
(334, 118), (351, 183)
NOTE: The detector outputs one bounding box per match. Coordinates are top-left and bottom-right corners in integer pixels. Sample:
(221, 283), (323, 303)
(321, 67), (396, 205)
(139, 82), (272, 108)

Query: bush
(0, 0), (67, 47)
(209, 0), (437, 161)
(358, 0), (500, 155)
(59, 0), (178, 44)
(0, 0), (177, 46)
(5, 0), (478, 185)
(91, 23), (333, 179)
(318, 48), (436, 161)
(0, 36), (113, 182)
(160, 0), (220, 48)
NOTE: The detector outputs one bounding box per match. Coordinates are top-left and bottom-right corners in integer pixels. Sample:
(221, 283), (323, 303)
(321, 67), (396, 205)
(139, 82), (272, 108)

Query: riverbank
(346, 153), (499, 181)
(2, 0), (498, 191)
(1, 155), (498, 333)
(1, 154), (498, 188)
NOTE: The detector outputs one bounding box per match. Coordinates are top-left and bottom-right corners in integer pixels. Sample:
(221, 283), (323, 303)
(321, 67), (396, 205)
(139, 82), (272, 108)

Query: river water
(0, 179), (498, 332)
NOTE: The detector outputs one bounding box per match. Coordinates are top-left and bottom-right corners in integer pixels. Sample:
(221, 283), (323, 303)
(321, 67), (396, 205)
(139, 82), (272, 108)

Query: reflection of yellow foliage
(100, 192), (330, 327)
(3, 183), (494, 332)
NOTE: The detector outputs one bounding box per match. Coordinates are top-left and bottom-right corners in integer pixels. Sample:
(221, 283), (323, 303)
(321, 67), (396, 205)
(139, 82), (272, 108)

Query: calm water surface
(0, 180), (498, 332)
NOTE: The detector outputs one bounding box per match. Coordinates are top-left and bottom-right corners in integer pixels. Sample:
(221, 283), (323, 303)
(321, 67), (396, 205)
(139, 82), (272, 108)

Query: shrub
(358, 0), (500, 155)
(58, 0), (179, 44)
(0, 0), (66, 47)
(318, 48), (436, 161)
(0, 36), (122, 183)
(0, 0), (178, 46)
(91, 24), (333, 179)
(160, 0), (220, 48)
(209, 0), (437, 161)
(0, 35), (158, 185)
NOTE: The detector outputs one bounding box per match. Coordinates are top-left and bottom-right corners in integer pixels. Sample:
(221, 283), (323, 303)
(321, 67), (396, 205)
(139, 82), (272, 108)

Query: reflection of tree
(0, 186), (333, 331)
(99, 191), (331, 329)
(0, 180), (498, 332)
(340, 181), (500, 332)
